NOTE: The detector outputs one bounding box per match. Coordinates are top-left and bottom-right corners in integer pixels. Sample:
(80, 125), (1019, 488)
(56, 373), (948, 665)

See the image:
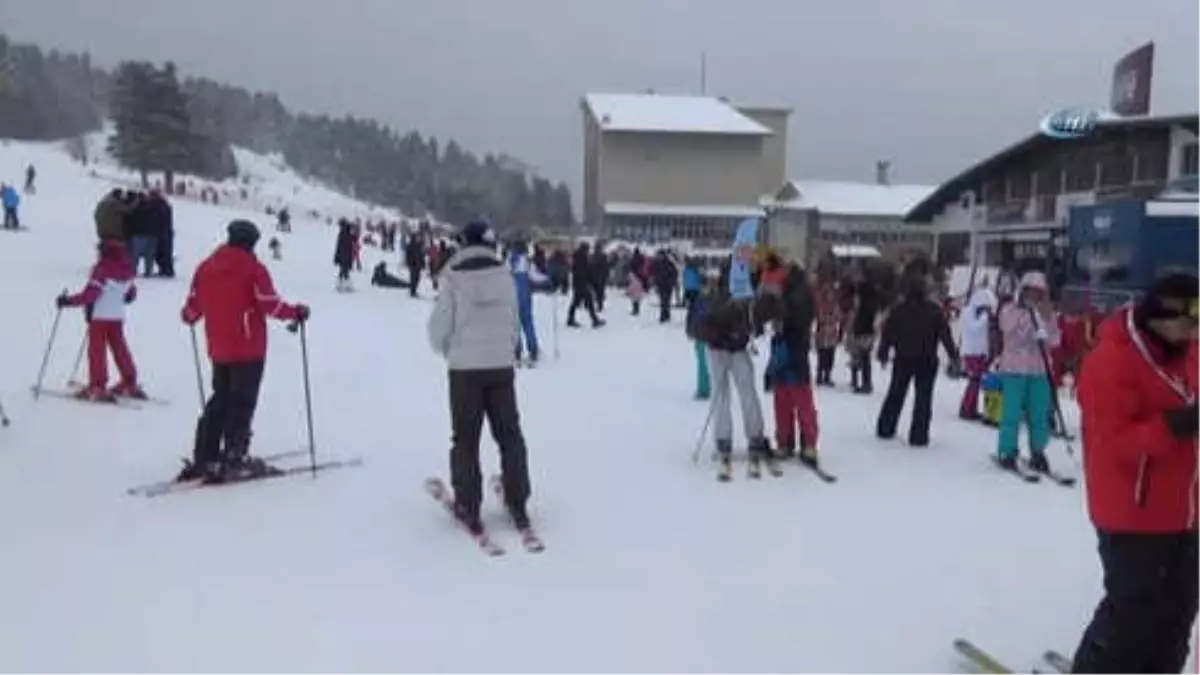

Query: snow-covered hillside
(0, 138), (1186, 672)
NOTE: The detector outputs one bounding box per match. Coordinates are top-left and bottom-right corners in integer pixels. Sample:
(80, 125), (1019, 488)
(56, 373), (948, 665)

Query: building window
(1182, 142), (1199, 177)
(1099, 155), (1134, 187)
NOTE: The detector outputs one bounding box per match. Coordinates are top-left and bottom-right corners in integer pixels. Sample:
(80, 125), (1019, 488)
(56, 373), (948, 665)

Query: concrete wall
(737, 106), (790, 198)
(1168, 124), (1199, 180)
(597, 131), (766, 207)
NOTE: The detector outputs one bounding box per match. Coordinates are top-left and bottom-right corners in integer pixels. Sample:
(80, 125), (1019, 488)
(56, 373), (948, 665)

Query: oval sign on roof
(1038, 106), (1114, 140)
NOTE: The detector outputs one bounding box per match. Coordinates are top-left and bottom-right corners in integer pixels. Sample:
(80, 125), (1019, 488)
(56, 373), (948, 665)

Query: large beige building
(581, 93), (790, 246)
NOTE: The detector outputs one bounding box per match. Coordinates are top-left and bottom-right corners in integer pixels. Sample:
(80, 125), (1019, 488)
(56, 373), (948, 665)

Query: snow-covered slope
(0, 138), (1185, 672)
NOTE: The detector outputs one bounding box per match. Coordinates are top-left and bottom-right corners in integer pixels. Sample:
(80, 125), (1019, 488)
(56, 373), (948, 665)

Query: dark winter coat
(94, 193), (130, 241)
(651, 252), (678, 293)
(145, 194), (173, 235)
(589, 250), (610, 288)
(334, 222), (354, 268)
(571, 247), (591, 289)
(852, 281), (880, 336)
(877, 292), (958, 366)
(404, 237), (425, 270)
(696, 298), (756, 353)
(629, 250), (646, 283)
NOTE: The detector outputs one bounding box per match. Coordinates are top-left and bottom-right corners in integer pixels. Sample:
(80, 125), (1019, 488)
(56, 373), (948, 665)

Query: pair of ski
(953, 638), (1072, 674)
(715, 455), (838, 484)
(992, 456), (1076, 487)
(32, 385), (169, 410)
(127, 450), (364, 497)
(424, 475), (544, 557)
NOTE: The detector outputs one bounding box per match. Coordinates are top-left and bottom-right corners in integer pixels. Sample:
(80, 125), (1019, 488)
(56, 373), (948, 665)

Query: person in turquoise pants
(994, 271), (1060, 473)
(686, 276), (717, 400)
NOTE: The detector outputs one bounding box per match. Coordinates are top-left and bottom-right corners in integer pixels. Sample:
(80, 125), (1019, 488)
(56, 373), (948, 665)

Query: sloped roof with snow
(774, 180), (936, 218)
(583, 93), (772, 135)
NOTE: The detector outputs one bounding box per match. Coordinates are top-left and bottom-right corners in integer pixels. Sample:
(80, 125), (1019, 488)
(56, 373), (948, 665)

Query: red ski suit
(64, 240), (139, 389)
(181, 245), (301, 363)
(1078, 308), (1198, 533)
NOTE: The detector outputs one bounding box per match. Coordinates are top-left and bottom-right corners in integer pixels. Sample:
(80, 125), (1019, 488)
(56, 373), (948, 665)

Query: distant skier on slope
(404, 234), (426, 298)
(428, 220), (534, 536)
(24, 164), (35, 195)
(1071, 273), (1198, 673)
(55, 239), (146, 402)
(179, 220), (309, 483)
(1, 182), (20, 230)
(509, 239), (540, 365)
(334, 219), (355, 292)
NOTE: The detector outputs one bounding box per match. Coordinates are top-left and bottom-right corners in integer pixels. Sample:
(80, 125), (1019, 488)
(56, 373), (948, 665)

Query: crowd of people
(93, 187), (176, 278)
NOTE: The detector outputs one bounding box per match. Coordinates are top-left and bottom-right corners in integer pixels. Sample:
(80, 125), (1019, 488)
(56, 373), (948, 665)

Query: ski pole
(296, 321), (318, 477)
(552, 293), (561, 360)
(188, 324), (207, 408)
(32, 301), (65, 400)
(0, 396), (10, 427)
(67, 330), (86, 388)
(1027, 305), (1076, 459)
(691, 393), (718, 465)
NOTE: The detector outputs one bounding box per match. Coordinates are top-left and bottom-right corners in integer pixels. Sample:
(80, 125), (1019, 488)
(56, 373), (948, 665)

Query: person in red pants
(763, 263), (823, 467)
(56, 239), (146, 402)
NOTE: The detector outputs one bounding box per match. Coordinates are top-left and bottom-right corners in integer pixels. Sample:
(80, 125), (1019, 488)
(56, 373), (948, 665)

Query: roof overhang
(604, 202), (766, 218)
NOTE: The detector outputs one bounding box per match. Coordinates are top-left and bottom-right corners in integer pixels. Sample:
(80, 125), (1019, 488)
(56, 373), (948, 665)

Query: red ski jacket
(181, 245), (300, 363)
(1078, 307), (1198, 533)
(65, 239), (136, 321)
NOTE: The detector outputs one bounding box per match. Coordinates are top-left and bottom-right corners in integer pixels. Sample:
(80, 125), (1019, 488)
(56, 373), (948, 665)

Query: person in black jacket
(567, 242), (603, 328)
(651, 249), (679, 323)
(695, 291), (785, 477)
(875, 277), (960, 446)
(590, 247), (611, 312)
(147, 190), (175, 278)
(333, 219), (355, 291)
(404, 233), (426, 298)
(127, 192), (159, 277)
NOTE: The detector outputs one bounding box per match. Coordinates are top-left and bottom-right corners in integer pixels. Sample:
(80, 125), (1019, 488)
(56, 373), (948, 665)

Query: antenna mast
(700, 51), (707, 95)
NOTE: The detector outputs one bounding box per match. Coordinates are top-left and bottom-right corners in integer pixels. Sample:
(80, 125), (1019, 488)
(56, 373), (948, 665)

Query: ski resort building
(580, 93), (790, 246)
(905, 113), (1199, 268)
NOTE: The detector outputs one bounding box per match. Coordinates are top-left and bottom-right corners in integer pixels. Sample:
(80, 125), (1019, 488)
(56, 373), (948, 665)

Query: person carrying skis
(875, 275), (959, 447)
(993, 271), (1060, 473)
(427, 220), (534, 535)
(957, 280), (998, 420)
(1070, 273), (1198, 674)
(764, 263), (820, 463)
(509, 239), (540, 364)
(179, 220), (309, 483)
(693, 288), (784, 478)
(1, 182), (20, 230)
(55, 239), (146, 402)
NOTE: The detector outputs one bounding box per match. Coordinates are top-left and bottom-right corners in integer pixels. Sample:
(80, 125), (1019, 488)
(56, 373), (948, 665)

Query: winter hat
(1020, 271), (1049, 292)
(1139, 272), (1199, 321)
(460, 220), (496, 248)
(227, 219), (261, 249)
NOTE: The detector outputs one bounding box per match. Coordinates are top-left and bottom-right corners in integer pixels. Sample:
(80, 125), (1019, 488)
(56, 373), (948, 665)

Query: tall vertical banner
(1110, 42), (1154, 117)
(729, 217), (760, 300)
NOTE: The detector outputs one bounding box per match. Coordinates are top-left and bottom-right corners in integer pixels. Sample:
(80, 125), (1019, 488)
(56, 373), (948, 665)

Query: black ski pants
(816, 347), (836, 383)
(658, 287), (673, 323)
(154, 230), (175, 277)
(407, 266), (421, 297)
(337, 262), (351, 282)
(193, 360), (265, 466)
(875, 357), (937, 445)
(1071, 530), (1198, 673)
(568, 286), (599, 325)
(448, 368), (531, 519)
(592, 279), (607, 312)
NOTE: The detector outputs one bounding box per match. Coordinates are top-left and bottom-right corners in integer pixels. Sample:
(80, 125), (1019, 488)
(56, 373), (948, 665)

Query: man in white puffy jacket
(427, 221), (533, 536)
(957, 281), (997, 419)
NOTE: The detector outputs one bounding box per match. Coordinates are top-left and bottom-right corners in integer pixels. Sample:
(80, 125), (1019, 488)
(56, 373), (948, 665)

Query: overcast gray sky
(2, 0), (1197, 195)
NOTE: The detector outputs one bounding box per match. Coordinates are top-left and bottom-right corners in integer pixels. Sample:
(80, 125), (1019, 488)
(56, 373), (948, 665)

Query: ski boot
(110, 381), (148, 400)
(799, 446), (820, 468)
(750, 437), (782, 477)
(776, 440), (796, 460)
(507, 501), (532, 531)
(1027, 452), (1050, 474)
(995, 453), (1019, 472)
(715, 439), (733, 482)
(74, 385), (117, 403)
(453, 502), (485, 536)
(174, 459), (208, 482)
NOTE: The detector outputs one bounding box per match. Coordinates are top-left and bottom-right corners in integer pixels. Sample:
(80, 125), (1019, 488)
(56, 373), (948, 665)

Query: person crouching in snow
(763, 263), (821, 464)
(55, 239), (145, 402)
(994, 271), (1060, 474)
(693, 288), (784, 477)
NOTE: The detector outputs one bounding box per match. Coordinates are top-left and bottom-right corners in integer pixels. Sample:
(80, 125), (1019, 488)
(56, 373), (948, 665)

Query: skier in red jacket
(1071, 273), (1198, 673)
(55, 239), (146, 402)
(178, 220), (309, 483)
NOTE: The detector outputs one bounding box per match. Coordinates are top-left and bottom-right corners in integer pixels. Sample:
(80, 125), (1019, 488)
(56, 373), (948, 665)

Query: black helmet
(227, 219), (260, 249)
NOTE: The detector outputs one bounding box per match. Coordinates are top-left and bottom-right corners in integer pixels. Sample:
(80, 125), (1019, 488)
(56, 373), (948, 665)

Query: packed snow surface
(0, 137), (1164, 672)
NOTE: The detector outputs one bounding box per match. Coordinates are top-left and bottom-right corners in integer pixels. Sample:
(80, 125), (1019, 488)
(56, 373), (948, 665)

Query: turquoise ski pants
(997, 373), (1052, 458)
(693, 340), (711, 397)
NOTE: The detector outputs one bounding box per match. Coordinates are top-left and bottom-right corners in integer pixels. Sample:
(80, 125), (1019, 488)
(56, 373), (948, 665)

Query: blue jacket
(1, 186), (19, 209)
(766, 334), (806, 387)
(682, 266), (702, 292)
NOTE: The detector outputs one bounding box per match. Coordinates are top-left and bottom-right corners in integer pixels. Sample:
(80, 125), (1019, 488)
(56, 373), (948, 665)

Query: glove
(974, 306), (989, 319)
(180, 308), (198, 326)
(1034, 326), (1049, 342)
(1163, 404), (1198, 440)
(55, 294), (70, 309)
(294, 304), (311, 323)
